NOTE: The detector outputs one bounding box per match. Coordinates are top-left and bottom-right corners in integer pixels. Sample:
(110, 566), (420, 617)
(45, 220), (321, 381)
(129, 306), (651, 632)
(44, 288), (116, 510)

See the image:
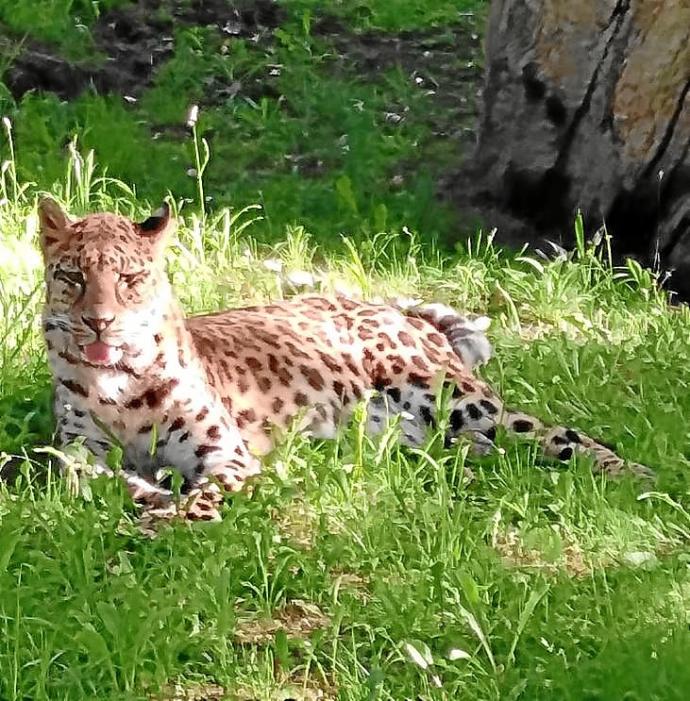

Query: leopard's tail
(498, 409), (656, 479)
(400, 301), (493, 370)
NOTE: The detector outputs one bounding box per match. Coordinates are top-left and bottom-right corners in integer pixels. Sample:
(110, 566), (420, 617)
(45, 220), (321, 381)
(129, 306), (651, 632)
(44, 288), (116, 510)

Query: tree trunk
(455, 0), (690, 299)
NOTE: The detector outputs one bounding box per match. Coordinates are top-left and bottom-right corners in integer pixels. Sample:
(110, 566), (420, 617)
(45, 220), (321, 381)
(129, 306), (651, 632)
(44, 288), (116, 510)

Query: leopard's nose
(82, 314), (115, 333)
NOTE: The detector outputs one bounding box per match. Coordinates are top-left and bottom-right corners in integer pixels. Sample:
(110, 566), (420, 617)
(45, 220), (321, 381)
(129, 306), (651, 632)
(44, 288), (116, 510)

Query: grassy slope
(1, 1), (690, 700)
(0, 0), (483, 247)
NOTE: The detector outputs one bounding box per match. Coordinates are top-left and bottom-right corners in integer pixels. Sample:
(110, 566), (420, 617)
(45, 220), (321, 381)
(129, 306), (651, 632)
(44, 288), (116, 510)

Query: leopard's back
(184, 295), (479, 452)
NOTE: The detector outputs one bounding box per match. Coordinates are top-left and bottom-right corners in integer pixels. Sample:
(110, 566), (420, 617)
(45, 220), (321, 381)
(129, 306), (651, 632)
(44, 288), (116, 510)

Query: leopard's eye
(55, 269), (84, 287)
(119, 271), (146, 287)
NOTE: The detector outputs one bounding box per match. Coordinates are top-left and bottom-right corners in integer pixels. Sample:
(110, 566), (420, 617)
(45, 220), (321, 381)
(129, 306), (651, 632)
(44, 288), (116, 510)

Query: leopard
(38, 197), (654, 520)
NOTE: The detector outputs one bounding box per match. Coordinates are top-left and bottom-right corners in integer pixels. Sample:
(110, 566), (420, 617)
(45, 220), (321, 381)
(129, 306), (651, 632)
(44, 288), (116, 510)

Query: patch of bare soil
(156, 682), (226, 701)
(272, 500), (318, 549)
(157, 672), (336, 701)
(235, 670), (337, 701)
(157, 673), (337, 701)
(234, 599), (330, 644)
(3, 0), (281, 100)
(493, 527), (591, 578)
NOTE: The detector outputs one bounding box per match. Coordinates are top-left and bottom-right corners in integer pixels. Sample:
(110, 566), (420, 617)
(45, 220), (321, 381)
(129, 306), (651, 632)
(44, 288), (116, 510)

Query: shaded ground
(4, 0), (482, 133)
(3, 0), (281, 100)
(315, 15), (482, 150)
(2, 0), (484, 236)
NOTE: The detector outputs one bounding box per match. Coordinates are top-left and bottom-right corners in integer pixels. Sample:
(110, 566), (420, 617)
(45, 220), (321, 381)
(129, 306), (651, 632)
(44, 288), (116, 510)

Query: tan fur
(39, 200), (654, 520)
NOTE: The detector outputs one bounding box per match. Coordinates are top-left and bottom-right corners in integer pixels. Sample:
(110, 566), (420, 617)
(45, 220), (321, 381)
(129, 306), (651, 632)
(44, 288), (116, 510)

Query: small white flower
(286, 270), (315, 288)
(384, 112), (403, 124)
(448, 648), (471, 661)
(186, 104), (199, 128)
(263, 258), (283, 273)
(391, 296), (422, 309)
(472, 315), (491, 331)
(274, 460), (288, 480)
(404, 642), (429, 670)
(623, 551), (658, 568)
(333, 280), (361, 298)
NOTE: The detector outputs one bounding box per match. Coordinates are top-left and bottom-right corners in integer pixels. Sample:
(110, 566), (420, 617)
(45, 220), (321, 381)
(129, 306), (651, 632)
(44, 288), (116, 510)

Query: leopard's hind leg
(402, 302), (493, 370)
(360, 302), (652, 478)
(365, 375), (504, 457)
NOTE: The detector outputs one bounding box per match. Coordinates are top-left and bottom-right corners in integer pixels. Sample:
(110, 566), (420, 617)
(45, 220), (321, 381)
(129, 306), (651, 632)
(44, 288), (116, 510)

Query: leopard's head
(39, 197), (176, 367)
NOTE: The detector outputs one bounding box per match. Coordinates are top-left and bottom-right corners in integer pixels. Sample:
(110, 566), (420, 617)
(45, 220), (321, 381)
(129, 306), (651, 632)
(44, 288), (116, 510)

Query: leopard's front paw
(124, 471), (173, 508)
(181, 483), (223, 522)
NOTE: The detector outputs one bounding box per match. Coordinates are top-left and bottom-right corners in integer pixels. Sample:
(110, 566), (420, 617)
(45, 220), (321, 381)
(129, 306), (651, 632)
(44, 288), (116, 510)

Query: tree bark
(455, 0), (690, 298)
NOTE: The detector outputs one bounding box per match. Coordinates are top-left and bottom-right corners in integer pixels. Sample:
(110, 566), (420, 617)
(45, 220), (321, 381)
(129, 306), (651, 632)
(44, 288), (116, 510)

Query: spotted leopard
(38, 198), (654, 519)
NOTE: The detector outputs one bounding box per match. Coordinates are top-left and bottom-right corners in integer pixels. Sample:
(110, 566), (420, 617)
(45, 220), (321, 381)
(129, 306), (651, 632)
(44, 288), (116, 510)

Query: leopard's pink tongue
(83, 341), (118, 364)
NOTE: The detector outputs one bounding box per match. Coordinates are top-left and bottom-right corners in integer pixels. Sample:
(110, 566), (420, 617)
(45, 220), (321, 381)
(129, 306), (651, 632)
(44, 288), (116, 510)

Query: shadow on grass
(0, 379), (53, 485)
(523, 624), (690, 701)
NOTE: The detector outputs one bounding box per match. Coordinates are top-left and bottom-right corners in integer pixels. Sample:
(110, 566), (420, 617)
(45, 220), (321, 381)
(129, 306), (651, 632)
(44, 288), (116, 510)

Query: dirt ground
(3, 0), (482, 146)
(4, 0), (282, 99)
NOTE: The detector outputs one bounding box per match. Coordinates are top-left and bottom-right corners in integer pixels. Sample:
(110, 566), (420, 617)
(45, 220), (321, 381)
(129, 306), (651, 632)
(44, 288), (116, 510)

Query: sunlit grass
(0, 137), (688, 699)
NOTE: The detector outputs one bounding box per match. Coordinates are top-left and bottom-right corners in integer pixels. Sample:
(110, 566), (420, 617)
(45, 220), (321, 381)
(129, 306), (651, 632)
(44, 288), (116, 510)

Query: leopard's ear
(137, 202), (175, 249)
(37, 197), (73, 256)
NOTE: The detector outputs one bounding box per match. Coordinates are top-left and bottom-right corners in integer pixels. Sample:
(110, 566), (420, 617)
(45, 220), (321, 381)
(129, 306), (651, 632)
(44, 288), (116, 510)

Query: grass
(0, 0), (484, 246)
(1, 0), (690, 699)
(0, 0), (128, 57)
(279, 0), (482, 31)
